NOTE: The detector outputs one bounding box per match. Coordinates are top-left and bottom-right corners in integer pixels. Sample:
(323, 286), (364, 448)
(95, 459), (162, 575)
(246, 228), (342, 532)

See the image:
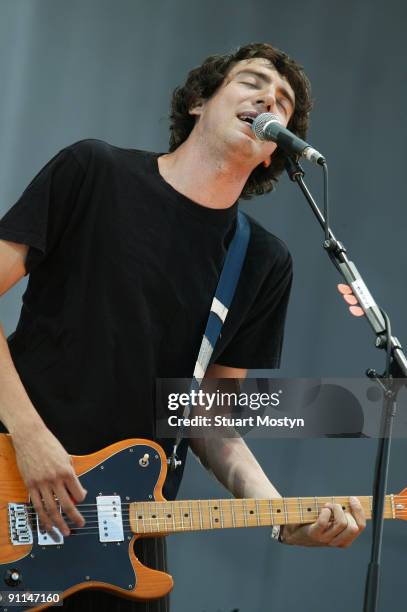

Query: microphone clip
(284, 156), (304, 181)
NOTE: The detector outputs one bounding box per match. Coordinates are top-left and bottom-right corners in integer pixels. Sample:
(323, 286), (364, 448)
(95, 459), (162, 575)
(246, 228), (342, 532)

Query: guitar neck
(130, 495), (394, 535)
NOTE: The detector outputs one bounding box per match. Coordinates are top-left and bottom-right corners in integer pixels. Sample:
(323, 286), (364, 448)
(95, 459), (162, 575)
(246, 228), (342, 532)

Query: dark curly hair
(169, 43), (313, 199)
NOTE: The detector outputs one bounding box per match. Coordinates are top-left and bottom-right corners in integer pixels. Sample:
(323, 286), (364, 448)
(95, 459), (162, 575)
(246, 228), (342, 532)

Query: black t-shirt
(0, 139), (293, 498)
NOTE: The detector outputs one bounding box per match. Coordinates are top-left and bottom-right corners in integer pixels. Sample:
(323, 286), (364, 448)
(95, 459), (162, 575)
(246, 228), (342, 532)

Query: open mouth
(237, 112), (258, 126)
(238, 115), (254, 125)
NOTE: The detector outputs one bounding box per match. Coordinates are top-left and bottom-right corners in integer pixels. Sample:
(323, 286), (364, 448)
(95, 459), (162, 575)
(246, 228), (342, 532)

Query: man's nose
(256, 90), (277, 114)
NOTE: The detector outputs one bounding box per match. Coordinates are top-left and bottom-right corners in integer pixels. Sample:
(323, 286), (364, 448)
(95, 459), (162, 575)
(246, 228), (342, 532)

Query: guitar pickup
(97, 495), (124, 543)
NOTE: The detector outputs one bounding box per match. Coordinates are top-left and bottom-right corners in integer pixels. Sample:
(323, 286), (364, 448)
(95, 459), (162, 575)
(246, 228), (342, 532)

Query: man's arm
(0, 239), (87, 534)
(190, 362), (366, 547)
(189, 363), (281, 499)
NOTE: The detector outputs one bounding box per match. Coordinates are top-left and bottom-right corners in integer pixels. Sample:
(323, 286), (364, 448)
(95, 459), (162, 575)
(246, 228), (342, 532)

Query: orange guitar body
(1, 432), (405, 612)
(0, 434), (173, 611)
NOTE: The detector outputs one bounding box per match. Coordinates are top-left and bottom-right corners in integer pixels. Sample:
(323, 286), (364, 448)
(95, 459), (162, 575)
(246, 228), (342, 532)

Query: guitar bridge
(8, 503), (33, 545)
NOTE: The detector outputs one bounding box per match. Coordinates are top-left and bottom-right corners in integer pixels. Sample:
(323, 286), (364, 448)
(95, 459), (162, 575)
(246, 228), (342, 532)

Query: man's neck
(158, 135), (255, 210)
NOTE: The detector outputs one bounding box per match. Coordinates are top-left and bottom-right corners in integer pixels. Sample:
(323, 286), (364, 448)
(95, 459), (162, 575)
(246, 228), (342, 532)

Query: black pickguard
(0, 442), (163, 611)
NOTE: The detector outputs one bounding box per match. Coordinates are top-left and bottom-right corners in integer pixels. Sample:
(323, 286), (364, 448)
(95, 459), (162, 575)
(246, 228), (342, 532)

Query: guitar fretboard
(129, 495), (394, 535)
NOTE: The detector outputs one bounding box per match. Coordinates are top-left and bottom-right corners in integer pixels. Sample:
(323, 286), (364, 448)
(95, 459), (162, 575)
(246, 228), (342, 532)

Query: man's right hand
(11, 425), (87, 537)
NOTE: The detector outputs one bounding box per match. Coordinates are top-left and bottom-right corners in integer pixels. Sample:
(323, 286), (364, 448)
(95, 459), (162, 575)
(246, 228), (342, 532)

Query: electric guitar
(0, 434), (405, 611)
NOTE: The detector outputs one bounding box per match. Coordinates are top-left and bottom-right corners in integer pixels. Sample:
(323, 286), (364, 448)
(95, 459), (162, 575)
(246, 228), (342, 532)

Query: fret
(198, 500), (203, 531)
(343, 497), (351, 513)
(163, 502), (169, 531)
(167, 501), (173, 531)
(184, 501), (192, 531)
(245, 499), (257, 527)
(156, 501), (162, 532)
(283, 498), (288, 525)
(231, 499), (236, 528)
(142, 502), (147, 534)
(248, 499), (257, 526)
(151, 501), (158, 532)
(165, 501), (171, 531)
(148, 501), (155, 532)
(219, 500), (224, 528)
(161, 501), (167, 532)
(175, 500), (183, 533)
(213, 500), (221, 528)
(158, 502), (164, 532)
(224, 499), (234, 529)
(180, 501), (185, 531)
(301, 498), (318, 522)
(145, 502), (151, 532)
(155, 502), (161, 531)
(268, 499), (274, 526)
(205, 501), (210, 528)
(270, 498), (283, 526)
(144, 501), (151, 532)
(171, 501), (176, 533)
(298, 497), (304, 523)
(257, 500), (270, 527)
(199, 500), (209, 530)
(233, 499), (245, 527)
(255, 499), (260, 527)
(135, 503), (140, 533)
(187, 501), (192, 530)
(314, 496), (319, 517)
(243, 499), (248, 527)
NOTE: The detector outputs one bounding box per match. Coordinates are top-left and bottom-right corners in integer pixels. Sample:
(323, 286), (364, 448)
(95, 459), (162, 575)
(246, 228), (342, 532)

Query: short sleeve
(0, 147), (85, 274)
(213, 250), (293, 369)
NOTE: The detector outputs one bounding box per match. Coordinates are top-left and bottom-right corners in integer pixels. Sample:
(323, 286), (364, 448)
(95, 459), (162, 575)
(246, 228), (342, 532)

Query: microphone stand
(285, 156), (407, 612)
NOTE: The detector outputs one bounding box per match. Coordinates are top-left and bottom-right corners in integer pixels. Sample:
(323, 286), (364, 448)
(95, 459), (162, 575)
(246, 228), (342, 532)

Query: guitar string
(20, 496), (382, 514)
(17, 509), (385, 527)
(20, 500), (383, 522)
(18, 497), (395, 529)
(2, 511), (397, 544)
(21, 511), (382, 529)
(6, 508), (397, 541)
(23, 496), (383, 505)
(0, 517), (377, 541)
(4, 510), (402, 542)
(18, 500), (396, 517)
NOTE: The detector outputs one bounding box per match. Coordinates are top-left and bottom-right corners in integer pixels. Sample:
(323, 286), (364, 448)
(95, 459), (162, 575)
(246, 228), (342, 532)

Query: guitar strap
(168, 210), (251, 470)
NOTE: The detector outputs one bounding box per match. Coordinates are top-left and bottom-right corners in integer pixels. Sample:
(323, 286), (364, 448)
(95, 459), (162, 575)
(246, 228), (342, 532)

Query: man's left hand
(281, 496), (366, 547)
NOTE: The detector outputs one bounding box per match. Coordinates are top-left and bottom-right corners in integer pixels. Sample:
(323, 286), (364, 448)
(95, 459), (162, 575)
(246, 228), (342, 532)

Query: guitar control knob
(139, 453), (149, 467)
(4, 568), (21, 586)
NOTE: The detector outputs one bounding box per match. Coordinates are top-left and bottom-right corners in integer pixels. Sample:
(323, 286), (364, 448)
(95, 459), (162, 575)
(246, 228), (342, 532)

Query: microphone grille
(252, 112), (281, 140)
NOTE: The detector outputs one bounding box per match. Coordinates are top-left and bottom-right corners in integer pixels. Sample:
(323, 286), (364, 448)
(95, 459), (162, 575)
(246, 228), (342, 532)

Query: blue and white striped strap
(169, 210), (250, 469)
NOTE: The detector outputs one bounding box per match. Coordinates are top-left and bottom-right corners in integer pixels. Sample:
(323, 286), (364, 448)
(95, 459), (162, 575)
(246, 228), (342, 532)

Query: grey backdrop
(0, 1), (406, 611)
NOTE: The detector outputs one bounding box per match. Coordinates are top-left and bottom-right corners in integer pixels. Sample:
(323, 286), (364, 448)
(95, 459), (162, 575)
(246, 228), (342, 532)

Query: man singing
(0, 43), (365, 612)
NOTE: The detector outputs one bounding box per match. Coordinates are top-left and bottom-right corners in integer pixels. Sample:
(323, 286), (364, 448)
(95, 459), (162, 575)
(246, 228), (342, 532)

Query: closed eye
(277, 100), (289, 116)
(240, 80), (259, 88)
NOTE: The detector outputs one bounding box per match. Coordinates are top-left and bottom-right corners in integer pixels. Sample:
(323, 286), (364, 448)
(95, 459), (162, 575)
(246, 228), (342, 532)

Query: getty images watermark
(156, 378), (407, 439)
(164, 387), (305, 434)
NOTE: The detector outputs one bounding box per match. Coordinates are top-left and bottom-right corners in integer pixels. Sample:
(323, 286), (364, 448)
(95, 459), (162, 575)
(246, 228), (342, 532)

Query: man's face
(190, 58), (295, 168)
(189, 57), (295, 168)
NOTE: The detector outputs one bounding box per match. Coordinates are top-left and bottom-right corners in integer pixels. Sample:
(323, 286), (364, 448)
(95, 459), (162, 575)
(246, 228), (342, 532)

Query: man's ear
(263, 157), (272, 168)
(189, 98), (204, 118)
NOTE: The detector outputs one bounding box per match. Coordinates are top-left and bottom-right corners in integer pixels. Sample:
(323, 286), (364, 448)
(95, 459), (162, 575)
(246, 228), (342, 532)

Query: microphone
(252, 113), (325, 165)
